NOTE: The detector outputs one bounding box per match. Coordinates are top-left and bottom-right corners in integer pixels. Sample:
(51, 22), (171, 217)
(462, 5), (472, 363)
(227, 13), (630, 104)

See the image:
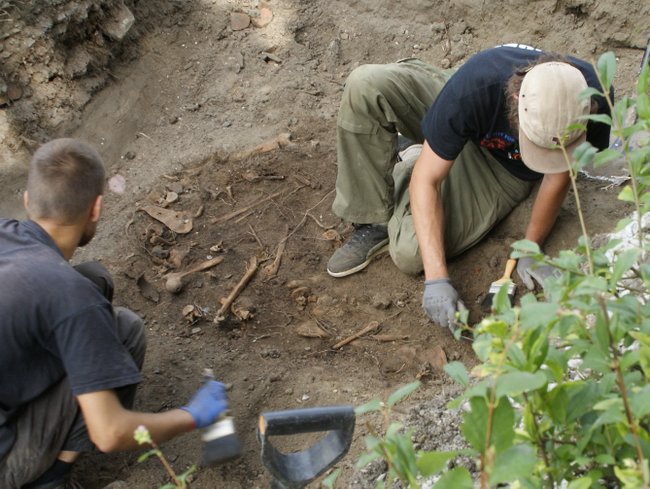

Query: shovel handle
(258, 406), (356, 488)
(259, 405), (354, 436)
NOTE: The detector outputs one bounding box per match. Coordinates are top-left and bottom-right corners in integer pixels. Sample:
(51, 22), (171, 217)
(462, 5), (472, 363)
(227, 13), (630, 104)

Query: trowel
(257, 405), (356, 489)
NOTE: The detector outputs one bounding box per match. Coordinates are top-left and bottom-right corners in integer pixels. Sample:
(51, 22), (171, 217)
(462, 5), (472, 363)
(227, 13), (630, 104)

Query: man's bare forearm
(525, 171), (571, 246)
(409, 142), (454, 280)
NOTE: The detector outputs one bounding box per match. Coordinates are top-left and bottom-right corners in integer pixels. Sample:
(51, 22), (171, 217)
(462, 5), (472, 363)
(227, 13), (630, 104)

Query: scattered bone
(140, 205), (193, 234)
(322, 229), (341, 241)
(211, 189), (285, 225)
(232, 297), (255, 321)
(248, 224), (265, 249)
(243, 169), (285, 183)
(215, 256), (259, 324)
(369, 334), (410, 342)
(164, 256), (224, 294)
(182, 304), (204, 323)
(210, 242), (225, 253)
(169, 247), (192, 268)
(193, 205), (204, 218)
(263, 225), (289, 279)
(332, 320), (380, 350)
(290, 286), (311, 300)
(231, 133), (291, 161)
(286, 279), (311, 289)
(296, 320), (330, 339)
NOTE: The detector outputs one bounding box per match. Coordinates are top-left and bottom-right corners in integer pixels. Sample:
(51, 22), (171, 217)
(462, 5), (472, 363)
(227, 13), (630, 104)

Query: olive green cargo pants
(332, 59), (535, 275)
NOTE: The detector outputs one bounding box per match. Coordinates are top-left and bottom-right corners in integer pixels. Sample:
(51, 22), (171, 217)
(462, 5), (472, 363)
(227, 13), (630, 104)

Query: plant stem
(524, 393), (555, 488)
(599, 295), (648, 486)
(561, 143), (593, 274)
(150, 440), (183, 488)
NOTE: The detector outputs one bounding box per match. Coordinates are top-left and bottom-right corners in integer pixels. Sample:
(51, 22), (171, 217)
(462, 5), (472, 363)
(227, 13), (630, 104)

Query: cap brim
(519, 130), (586, 174)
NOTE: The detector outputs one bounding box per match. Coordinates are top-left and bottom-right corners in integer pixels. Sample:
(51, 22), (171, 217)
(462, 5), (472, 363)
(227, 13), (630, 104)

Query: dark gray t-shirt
(422, 44), (612, 181)
(0, 219), (142, 459)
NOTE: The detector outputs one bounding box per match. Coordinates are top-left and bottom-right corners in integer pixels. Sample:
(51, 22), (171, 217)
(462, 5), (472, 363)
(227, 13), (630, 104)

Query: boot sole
(326, 243), (390, 278)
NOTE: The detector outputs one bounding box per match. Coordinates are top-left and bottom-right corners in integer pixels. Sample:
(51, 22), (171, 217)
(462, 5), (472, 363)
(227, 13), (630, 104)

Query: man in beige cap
(327, 43), (612, 329)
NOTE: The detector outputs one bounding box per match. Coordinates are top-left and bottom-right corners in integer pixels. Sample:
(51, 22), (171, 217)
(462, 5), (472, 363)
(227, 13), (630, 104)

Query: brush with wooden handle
(481, 258), (517, 309)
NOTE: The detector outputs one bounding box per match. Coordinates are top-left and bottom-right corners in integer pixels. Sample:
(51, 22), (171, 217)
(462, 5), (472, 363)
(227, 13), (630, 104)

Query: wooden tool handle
(502, 258), (517, 280)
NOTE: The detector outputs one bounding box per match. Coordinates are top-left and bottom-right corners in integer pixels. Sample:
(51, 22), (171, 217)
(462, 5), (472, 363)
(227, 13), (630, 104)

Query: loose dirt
(1, 0), (647, 487)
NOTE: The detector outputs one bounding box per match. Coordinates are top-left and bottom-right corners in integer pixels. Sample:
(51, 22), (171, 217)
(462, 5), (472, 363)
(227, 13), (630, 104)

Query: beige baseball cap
(518, 61), (590, 174)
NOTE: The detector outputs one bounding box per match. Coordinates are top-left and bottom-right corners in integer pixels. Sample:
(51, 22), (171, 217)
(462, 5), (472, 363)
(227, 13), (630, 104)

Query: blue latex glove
(422, 278), (465, 330)
(516, 256), (561, 292)
(181, 380), (229, 429)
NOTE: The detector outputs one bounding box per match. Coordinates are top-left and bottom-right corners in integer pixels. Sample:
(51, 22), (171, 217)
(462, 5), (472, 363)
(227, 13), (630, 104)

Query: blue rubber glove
(516, 256), (561, 292)
(181, 380), (229, 429)
(422, 278), (465, 330)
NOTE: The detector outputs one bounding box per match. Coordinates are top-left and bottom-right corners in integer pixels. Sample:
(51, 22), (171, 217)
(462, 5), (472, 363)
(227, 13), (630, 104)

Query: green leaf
(618, 185), (636, 203)
(579, 113), (612, 126)
(417, 451), (458, 477)
(597, 51), (616, 91)
(567, 477), (593, 489)
(461, 396), (489, 452)
(432, 467), (474, 489)
(495, 371), (547, 398)
(631, 385), (650, 418)
(611, 248), (640, 288)
(321, 468), (341, 488)
(637, 92), (650, 120)
(490, 397), (516, 452)
(520, 302), (559, 330)
(511, 239), (541, 256)
(593, 148), (623, 167)
(444, 361), (470, 387)
(489, 443), (537, 485)
(356, 451), (381, 468)
(137, 448), (159, 463)
(355, 399), (382, 416)
(387, 381), (420, 407)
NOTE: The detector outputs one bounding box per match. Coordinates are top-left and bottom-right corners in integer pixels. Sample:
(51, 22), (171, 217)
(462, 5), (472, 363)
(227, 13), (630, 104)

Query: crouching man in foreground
(0, 139), (227, 489)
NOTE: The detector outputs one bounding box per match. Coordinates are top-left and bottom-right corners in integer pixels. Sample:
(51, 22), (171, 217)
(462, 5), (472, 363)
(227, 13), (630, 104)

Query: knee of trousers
(115, 306), (147, 367)
(343, 64), (396, 108)
(389, 243), (424, 276)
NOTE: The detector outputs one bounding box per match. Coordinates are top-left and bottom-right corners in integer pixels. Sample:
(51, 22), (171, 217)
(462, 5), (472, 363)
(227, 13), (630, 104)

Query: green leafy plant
(355, 46), (650, 489)
(134, 425), (197, 489)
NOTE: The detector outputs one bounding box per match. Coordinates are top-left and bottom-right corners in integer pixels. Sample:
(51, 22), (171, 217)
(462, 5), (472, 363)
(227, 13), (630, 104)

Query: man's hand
(181, 380), (229, 429)
(517, 256), (561, 292)
(422, 278), (464, 329)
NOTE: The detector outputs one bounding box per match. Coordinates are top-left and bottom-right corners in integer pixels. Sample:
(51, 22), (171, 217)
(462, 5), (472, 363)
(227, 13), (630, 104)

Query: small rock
(168, 115), (179, 124)
(251, 7), (273, 28)
(103, 3), (135, 41)
(231, 12), (250, 31)
(440, 58), (451, 69)
(165, 191), (179, 203)
(6, 83), (22, 102)
(123, 151), (136, 160)
(371, 293), (391, 310)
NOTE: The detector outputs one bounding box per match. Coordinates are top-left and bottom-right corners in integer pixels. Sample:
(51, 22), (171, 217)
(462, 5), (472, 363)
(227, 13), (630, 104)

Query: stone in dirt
(231, 12), (251, 31)
(251, 7), (273, 28)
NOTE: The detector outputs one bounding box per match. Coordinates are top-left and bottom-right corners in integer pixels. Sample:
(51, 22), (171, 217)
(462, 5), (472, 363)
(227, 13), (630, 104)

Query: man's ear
(89, 195), (103, 222)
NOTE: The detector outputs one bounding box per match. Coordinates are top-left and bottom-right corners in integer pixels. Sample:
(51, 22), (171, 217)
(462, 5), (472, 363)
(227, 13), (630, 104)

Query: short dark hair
(26, 138), (106, 223)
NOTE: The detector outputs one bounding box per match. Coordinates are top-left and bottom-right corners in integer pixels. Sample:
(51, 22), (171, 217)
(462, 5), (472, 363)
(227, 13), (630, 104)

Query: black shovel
(257, 405), (356, 489)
